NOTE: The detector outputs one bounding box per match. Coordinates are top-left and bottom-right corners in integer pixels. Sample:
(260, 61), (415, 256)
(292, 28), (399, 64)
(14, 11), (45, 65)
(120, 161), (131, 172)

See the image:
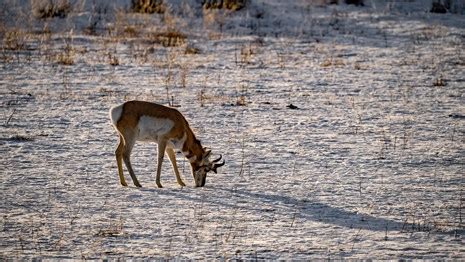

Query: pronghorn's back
(109, 101), (188, 131)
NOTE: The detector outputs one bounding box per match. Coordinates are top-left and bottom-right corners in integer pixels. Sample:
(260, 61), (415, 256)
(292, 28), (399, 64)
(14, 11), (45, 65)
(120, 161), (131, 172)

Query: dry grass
(108, 52), (120, 66)
(202, 0), (248, 11)
(433, 75), (446, 87)
(147, 31), (187, 47)
(320, 57), (345, 67)
(56, 41), (74, 65)
(185, 45), (201, 55)
(2, 30), (28, 50)
(131, 0), (166, 14)
(32, 0), (72, 19)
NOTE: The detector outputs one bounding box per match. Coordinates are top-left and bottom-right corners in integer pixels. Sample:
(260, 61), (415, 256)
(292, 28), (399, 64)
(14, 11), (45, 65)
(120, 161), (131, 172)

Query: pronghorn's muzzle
(194, 175), (206, 187)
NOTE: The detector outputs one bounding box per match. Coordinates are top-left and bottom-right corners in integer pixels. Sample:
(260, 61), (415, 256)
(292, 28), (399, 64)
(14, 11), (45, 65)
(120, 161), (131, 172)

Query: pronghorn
(109, 100), (224, 188)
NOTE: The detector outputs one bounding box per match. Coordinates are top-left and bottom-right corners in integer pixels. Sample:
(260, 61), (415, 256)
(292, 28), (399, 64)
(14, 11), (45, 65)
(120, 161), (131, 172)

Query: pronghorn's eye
(196, 165), (208, 172)
(198, 165), (211, 173)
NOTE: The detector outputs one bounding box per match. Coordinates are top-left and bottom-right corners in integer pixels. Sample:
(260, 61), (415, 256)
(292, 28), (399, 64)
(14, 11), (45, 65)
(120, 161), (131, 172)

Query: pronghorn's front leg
(166, 147), (186, 187)
(156, 138), (168, 188)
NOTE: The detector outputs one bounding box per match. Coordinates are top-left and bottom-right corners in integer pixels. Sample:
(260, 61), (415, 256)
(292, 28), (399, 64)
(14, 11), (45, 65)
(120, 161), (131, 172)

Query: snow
(1, 0), (464, 259)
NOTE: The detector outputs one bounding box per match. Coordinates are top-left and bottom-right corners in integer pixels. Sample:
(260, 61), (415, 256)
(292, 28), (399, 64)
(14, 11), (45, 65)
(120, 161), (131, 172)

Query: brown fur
(111, 100), (208, 188)
(115, 101), (204, 159)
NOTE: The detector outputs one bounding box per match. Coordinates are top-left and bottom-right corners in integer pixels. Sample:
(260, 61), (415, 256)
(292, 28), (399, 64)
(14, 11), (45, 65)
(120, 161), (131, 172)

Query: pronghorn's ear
(203, 150), (211, 158)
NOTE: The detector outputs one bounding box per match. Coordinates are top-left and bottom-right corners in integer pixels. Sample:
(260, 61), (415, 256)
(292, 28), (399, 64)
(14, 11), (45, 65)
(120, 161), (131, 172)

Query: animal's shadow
(140, 185), (449, 234)
(215, 186), (405, 232)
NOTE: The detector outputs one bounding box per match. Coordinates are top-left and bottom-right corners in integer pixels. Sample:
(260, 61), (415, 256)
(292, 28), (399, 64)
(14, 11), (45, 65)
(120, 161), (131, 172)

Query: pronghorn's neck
(182, 128), (204, 164)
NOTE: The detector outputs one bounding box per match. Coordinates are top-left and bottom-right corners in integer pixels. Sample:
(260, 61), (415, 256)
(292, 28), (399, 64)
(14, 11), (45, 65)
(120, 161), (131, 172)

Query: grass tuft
(32, 0), (72, 19)
(8, 135), (34, 142)
(148, 31), (187, 47)
(56, 42), (74, 65)
(131, 0), (166, 14)
(3, 30), (27, 50)
(202, 0), (248, 11)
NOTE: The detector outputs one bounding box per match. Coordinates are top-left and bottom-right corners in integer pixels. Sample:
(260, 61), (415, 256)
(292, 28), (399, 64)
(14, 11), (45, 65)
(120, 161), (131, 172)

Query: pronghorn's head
(192, 149), (225, 187)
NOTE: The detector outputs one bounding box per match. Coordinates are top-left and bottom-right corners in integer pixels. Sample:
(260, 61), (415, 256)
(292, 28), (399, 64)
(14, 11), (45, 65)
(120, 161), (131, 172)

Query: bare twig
(6, 109), (16, 126)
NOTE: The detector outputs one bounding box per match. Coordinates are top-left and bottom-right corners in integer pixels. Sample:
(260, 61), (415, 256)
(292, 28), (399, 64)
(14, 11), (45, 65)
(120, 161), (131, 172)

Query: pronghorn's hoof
(156, 183), (163, 188)
(178, 181), (186, 187)
(120, 182), (128, 187)
(134, 183), (142, 188)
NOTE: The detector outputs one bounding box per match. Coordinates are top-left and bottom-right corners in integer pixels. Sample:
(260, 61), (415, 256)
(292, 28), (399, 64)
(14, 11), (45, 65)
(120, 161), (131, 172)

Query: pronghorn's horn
(214, 160), (225, 168)
(212, 154), (222, 163)
(211, 160), (225, 173)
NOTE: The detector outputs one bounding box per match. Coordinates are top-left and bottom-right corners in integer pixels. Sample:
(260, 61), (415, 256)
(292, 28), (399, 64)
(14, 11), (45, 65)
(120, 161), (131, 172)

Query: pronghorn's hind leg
(115, 134), (127, 186)
(166, 147), (186, 187)
(121, 131), (142, 188)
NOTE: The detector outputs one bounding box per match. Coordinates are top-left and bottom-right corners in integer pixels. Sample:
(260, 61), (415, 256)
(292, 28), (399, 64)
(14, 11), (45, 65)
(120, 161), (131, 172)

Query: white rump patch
(109, 104), (123, 126)
(137, 116), (175, 142)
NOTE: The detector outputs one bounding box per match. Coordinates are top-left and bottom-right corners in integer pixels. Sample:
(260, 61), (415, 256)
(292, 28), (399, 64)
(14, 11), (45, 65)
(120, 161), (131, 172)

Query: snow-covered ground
(1, 0), (464, 259)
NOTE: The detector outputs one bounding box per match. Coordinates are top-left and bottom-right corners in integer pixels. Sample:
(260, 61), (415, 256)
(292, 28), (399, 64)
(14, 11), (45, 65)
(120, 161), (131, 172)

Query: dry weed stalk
(163, 50), (178, 105)
(180, 64), (189, 88)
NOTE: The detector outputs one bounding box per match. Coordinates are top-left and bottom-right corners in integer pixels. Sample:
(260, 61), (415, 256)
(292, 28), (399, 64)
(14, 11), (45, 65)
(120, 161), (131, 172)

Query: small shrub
(433, 75), (446, 86)
(3, 30), (27, 50)
(202, 0), (248, 11)
(56, 43), (74, 65)
(344, 0), (364, 6)
(131, 0), (165, 14)
(108, 53), (120, 66)
(236, 95), (246, 106)
(84, 20), (98, 35)
(8, 135), (34, 142)
(148, 31), (186, 47)
(322, 0), (365, 6)
(56, 52), (74, 65)
(123, 26), (139, 37)
(320, 57), (345, 67)
(185, 45), (200, 55)
(240, 44), (253, 64)
(84, 6), (105, 35)
(326, 0), (364, 5)
(431, 1), (449, 13)
(234, 85), (248, 106)
(32, 0), (72, 19)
